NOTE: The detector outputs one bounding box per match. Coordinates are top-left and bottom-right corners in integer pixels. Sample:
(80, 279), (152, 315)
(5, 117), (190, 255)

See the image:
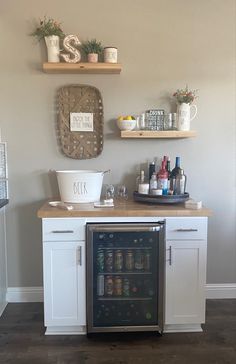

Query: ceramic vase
(177, 102), (197, 131)
(44, 35), (60, 63)
(87, 53), (98, 63)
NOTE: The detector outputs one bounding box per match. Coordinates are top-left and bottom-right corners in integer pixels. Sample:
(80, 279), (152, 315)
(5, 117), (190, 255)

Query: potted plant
(30, 16), (64, 63)
(173, 86), (198, 131)
(81, 39), (103, 63)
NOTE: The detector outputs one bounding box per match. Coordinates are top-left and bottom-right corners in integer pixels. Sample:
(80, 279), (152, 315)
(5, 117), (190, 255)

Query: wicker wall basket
(57, 85), (104, 159)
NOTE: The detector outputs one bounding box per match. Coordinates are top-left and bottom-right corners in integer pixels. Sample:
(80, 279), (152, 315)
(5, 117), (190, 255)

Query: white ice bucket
(56, 170), (105, 203)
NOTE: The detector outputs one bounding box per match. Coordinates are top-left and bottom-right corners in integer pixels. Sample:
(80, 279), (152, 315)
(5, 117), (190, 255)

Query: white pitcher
(44, 35), (60, 63)
(177, 102), (197, 131)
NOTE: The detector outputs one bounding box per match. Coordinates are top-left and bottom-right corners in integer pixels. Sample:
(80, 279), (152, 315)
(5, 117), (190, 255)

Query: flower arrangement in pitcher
(173, 86), (198, 104)
(30, 16), (64, 41)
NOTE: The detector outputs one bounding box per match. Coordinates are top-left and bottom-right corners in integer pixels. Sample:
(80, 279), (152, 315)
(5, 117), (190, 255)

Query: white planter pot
(177, 103), (197, 131)
(44, 35), (60, 63)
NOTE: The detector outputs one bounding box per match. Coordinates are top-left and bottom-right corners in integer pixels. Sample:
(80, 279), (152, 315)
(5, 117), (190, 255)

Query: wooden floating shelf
(120, 130), (197, 139)
(42, 62), (122, 74)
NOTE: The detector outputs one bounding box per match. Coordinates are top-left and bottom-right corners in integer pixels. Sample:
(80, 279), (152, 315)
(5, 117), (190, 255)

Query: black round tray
(133, 191), (189, 204)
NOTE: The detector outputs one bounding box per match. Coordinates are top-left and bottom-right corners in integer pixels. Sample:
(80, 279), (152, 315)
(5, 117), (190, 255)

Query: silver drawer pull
(166, 246), (172, 265)
(77, 246), (82, 266)
(176, 228), (198, 232)
(51, 230), (74, 234)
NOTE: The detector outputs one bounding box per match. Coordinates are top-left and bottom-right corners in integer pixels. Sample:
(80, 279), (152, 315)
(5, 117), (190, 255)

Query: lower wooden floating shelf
(120, 130), (197, 139)
(43, 62), (122, 74)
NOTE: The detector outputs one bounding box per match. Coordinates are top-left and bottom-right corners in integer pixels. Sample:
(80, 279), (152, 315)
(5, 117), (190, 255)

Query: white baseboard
(5, 284), (236, 303)
(6, 287), (43, 302)
(206, 284), (236, 299)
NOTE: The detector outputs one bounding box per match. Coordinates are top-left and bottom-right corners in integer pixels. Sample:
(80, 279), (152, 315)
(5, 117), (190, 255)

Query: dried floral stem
(30, 16), (64, 41)
(173, 85), (198, 104)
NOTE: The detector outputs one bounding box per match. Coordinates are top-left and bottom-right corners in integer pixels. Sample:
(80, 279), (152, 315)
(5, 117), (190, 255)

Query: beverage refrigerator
(86, 222), (165, 334)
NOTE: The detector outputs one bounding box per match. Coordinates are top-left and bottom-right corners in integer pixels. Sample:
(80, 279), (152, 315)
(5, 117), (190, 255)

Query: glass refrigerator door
(86, 223), (164, 332)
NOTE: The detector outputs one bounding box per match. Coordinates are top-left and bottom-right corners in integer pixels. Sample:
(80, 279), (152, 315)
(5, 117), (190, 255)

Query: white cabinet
(41, 216), (208, 335)
(0, 207), (7, 316)
(42, 218), (86, 335)
(164, 217), (207, 333)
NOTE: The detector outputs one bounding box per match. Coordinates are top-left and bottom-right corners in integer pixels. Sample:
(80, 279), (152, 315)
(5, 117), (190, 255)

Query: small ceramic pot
(88, 53), (98, 63)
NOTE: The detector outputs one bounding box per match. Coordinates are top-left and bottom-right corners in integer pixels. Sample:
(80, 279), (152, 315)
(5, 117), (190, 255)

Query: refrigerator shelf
(97, 246), (153, 250)
(97, 272), (152, 275)
(97, 297), (153, 301)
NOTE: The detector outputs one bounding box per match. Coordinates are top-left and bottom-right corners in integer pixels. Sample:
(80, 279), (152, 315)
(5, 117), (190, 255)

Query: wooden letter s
(61, 34), (81, 63)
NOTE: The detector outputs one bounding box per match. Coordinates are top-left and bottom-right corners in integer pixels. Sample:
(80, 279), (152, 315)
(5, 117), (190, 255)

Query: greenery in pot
(81, 39), (103, 55)
(30, 16), (64, 41)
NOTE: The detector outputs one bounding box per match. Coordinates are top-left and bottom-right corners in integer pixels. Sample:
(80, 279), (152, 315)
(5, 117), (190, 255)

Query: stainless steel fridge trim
(87, 224), (161, 233)
(86, 222), (165, 334)
(88, 325), (162, 333)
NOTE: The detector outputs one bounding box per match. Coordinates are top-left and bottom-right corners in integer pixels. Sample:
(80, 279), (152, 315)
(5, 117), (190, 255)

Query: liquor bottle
(174, 169), (187, 195)
(166, 158), (171, 193)
(148, 161), (155, 181)
(137, 170), (149, 194)
(163, 155), (168, 167)
(170, 157), (181, 193)
(157, 160), (168, 195)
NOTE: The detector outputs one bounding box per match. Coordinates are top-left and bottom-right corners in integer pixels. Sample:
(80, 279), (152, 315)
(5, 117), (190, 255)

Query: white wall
(0, 0), (235, 287)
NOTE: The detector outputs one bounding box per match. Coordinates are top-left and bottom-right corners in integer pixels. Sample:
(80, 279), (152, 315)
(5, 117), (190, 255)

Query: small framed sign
(70, 112), (94, 132)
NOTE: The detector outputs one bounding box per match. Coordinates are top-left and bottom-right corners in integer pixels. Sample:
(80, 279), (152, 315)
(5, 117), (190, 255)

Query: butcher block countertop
(37, 199), (212, 218)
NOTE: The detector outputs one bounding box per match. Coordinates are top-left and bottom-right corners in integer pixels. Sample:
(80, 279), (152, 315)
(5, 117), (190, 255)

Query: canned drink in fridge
(97, 249), (105, 272)
(114, 276), (122, 296)
(123, 278), (130, 297)
(105, 250), (113, 272)
(105, 276), (113, 296)
(144, 250), (151, 271)
(114, 250), (123, 271)
(125, 250), (134, 271)
(97, 274), (104, 296)
(134, 249), (144, 270)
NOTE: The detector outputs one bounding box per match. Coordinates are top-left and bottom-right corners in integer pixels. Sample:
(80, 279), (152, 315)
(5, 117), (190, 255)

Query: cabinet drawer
(43, 218), (86, 241)
(166, 217), (207, 240)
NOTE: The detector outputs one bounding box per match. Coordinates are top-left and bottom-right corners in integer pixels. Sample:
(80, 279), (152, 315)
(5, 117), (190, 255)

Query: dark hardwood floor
(0, 299), (235, 364)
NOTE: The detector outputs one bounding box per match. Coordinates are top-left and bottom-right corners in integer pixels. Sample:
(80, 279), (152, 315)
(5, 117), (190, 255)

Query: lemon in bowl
(117, 115), (136, 131)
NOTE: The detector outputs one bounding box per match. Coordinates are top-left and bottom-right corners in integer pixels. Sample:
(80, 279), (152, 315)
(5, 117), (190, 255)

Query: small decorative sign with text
(70, 112), (94, 132)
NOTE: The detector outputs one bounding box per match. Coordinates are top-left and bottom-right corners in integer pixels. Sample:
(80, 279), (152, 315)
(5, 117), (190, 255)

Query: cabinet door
(165, 240), (207, 325)
(43, 241), (86, 327)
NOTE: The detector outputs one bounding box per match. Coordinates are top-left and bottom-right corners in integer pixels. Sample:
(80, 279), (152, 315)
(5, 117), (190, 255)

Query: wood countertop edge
(37, 201), (213, 218)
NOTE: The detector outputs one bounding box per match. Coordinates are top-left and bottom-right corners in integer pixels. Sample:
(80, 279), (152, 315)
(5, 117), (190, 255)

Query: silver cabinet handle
(167, 246), (172, 265)
(77, 246), (82, 266)
(51, 230), (74, 234)
(175, 228), (198, 232)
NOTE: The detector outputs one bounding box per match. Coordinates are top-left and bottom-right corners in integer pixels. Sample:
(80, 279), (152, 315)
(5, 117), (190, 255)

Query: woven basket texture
(57, 85), (103, 159)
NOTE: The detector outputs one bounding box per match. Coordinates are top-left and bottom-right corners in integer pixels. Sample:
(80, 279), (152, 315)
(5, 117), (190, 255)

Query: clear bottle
(137, 170), (149, 194)
(149, 173), (158, 194)
(157, 160), (168, 195)
(174, 169), (186, 195)
(170, 157), (181, 193)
